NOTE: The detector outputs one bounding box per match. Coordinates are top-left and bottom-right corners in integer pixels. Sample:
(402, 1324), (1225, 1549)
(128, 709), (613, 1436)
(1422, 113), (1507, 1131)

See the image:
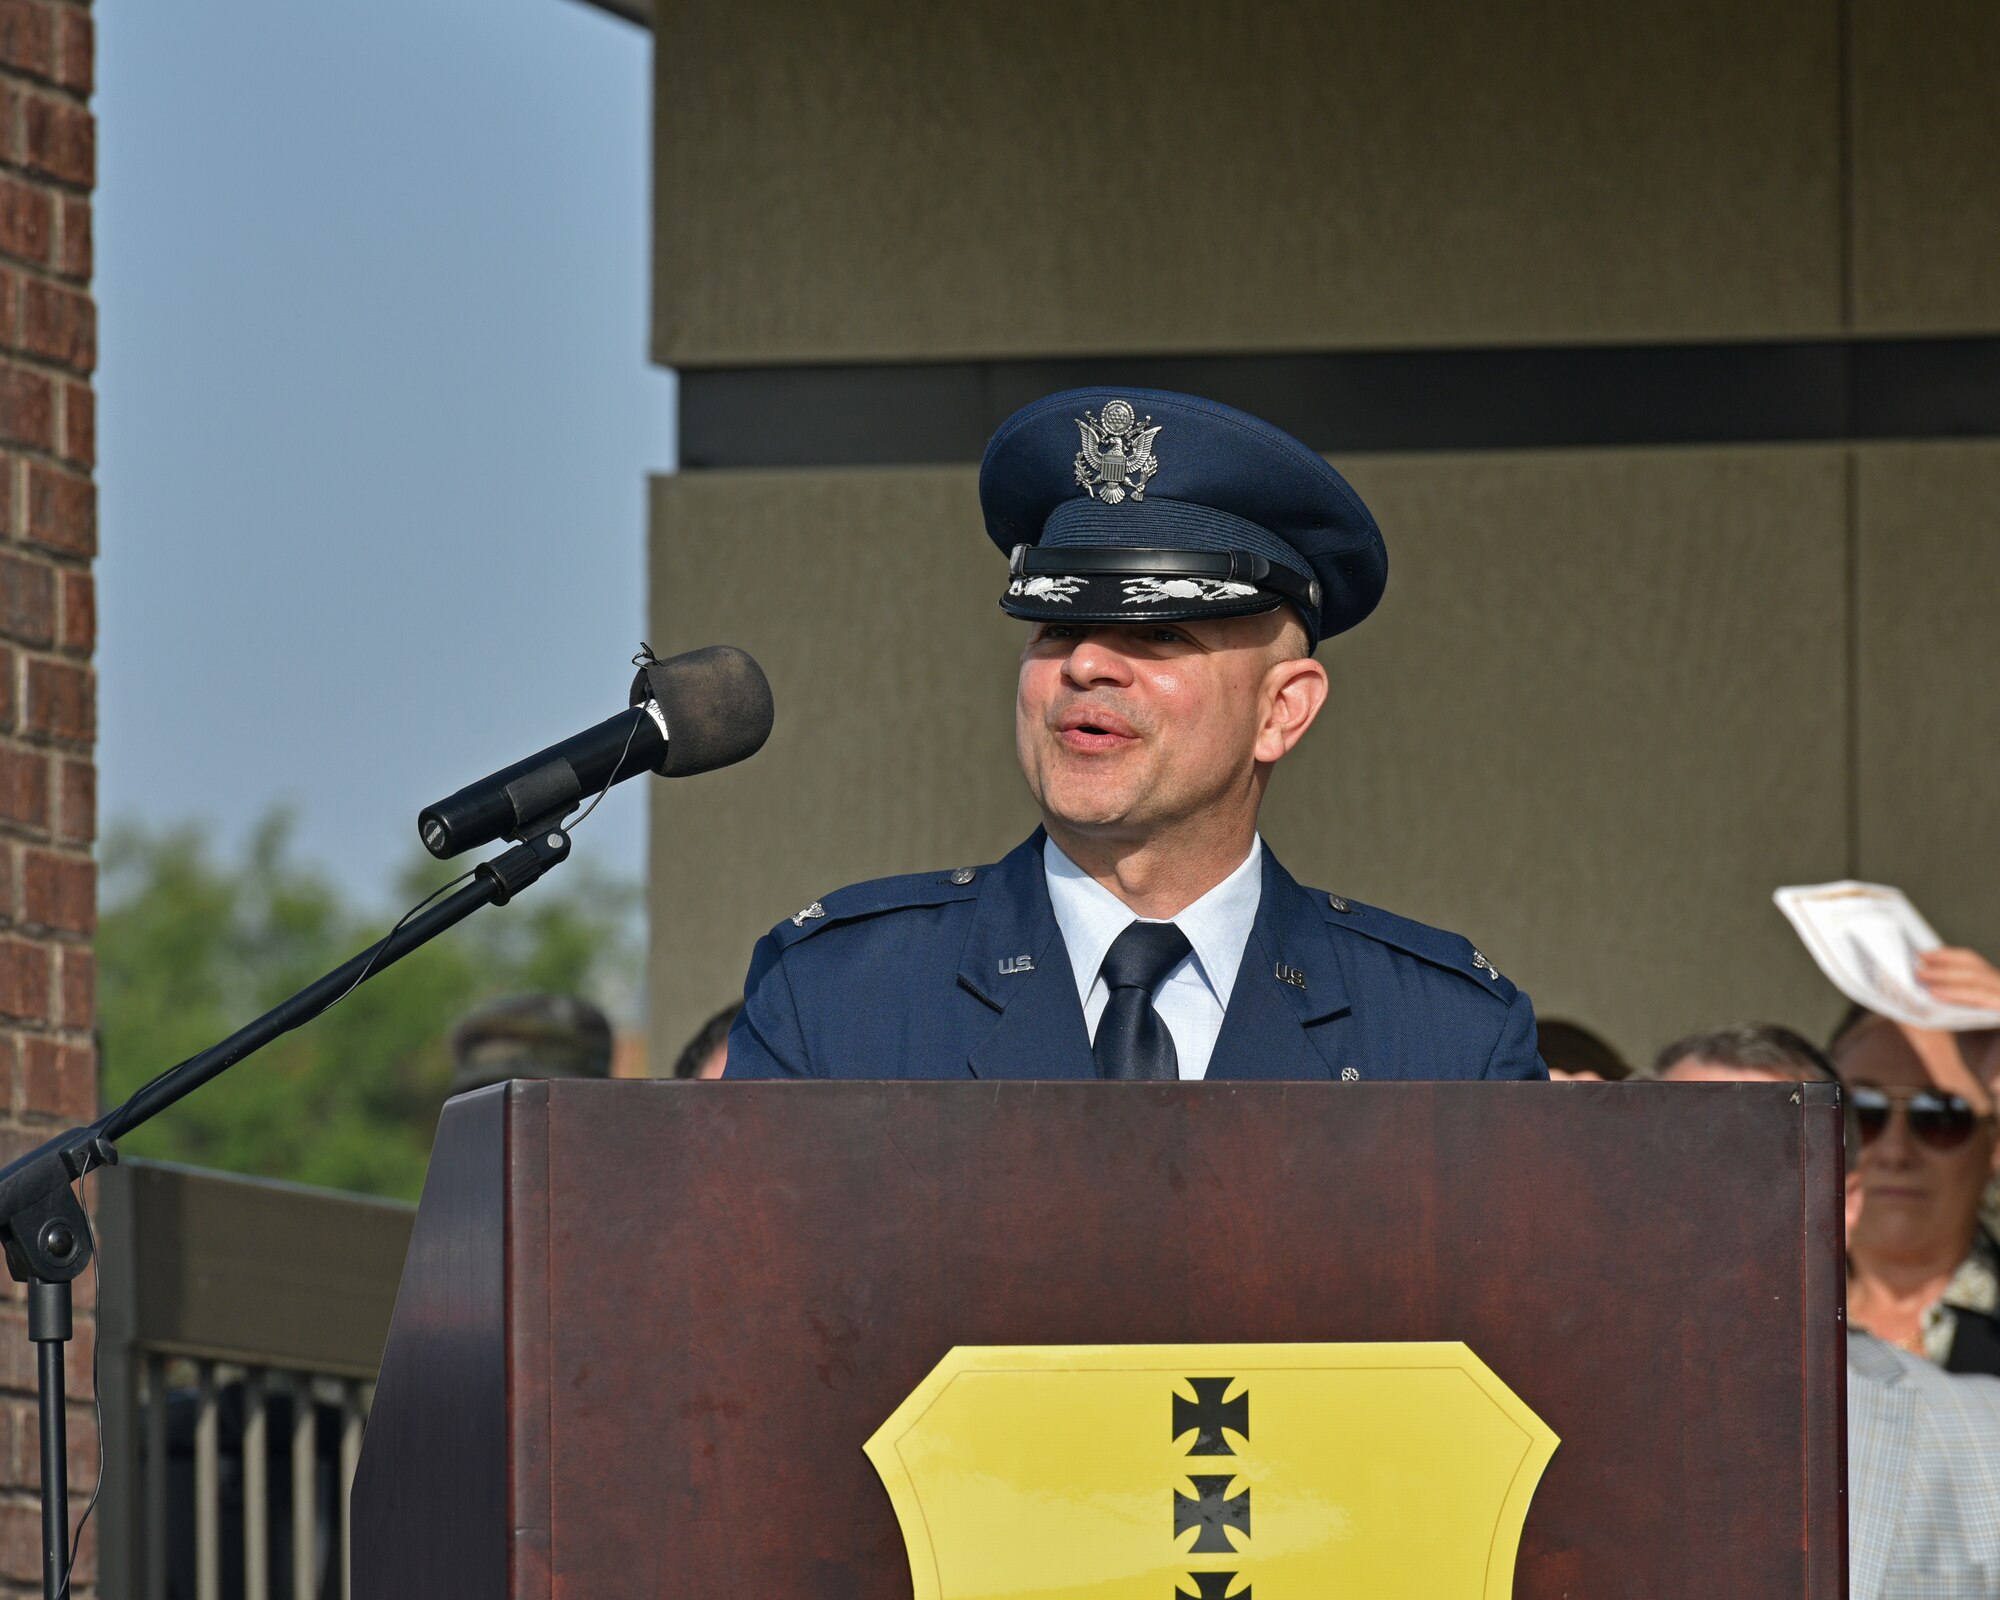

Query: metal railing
(93, 1162), (415, 1600)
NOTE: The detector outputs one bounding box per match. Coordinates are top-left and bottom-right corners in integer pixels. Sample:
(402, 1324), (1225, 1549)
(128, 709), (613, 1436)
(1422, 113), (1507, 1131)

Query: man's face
(1014, 612), (1320, 840)
(1836, 1017), (1999, 1261)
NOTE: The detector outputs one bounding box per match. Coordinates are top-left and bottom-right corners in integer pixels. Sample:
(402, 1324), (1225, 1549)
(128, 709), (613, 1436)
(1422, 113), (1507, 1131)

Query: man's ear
(1254, 657), (1329, 765)
(1844, 1170), (1864, 1240)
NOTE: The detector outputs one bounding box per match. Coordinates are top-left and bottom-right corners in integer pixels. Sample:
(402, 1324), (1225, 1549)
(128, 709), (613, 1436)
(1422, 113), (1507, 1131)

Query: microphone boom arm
(0, 822), (574, 1600)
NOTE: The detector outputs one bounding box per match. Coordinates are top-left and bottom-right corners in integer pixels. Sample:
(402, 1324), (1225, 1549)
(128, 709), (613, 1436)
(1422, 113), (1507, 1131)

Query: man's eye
(1040, 625), (1082, 641)
(1147, 627), (1187, 644)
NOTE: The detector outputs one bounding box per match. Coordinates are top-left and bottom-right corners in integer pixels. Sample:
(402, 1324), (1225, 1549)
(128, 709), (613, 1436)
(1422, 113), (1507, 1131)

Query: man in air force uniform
(726, 388), (1545, 1082)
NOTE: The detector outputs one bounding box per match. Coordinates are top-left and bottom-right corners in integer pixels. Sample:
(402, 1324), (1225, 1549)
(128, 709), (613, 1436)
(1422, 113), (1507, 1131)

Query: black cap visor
(1000, 544), (1316, 633)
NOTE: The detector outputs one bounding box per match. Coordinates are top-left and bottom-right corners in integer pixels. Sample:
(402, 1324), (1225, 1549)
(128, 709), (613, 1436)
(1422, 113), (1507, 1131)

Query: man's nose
(1061, 634), (1136, 688)
(1870, 1109), (1923, 1167)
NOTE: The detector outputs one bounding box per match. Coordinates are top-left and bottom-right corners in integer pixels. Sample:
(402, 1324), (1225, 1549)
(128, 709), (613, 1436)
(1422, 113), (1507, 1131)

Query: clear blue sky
(97, 0), (670, 900)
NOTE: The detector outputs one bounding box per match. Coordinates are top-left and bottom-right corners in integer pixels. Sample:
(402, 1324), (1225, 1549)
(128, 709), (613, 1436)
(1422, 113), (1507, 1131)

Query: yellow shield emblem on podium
(865, 1343), (1557, 1599)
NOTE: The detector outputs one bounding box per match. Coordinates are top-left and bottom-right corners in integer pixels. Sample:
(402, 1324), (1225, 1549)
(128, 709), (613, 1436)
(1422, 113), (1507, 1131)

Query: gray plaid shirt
(1849, 1331), (2000, 1598)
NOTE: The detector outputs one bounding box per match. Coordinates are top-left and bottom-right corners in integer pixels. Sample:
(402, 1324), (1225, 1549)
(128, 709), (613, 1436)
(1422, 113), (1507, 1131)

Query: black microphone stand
(0, 819), (575, 1600)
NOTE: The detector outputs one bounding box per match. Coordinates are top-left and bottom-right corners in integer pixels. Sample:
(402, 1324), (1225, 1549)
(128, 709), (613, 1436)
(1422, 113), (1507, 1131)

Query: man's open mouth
(1056, 708), (1139, 748)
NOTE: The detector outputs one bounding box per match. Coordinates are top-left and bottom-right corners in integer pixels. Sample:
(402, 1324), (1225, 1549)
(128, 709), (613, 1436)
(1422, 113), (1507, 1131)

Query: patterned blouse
(1920, 1228), (2000, 1368)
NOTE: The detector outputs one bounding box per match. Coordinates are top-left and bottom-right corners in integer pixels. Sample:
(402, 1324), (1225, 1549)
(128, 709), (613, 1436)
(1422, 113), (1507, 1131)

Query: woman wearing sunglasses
(1836, 1008), (2000, 1377)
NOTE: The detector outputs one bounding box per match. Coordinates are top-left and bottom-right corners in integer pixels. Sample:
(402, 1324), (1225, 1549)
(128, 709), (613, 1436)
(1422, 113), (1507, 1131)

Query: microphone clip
(499, 757), (585, 843)
(475, 823), (572, 906)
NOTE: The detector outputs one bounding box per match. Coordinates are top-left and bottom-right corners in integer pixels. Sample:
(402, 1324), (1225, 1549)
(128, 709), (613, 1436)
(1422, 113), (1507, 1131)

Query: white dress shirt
(1042, 835), (1264, 1080)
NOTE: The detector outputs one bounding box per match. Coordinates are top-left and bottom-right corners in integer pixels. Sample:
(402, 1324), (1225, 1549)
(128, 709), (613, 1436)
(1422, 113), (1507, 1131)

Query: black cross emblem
(1175, 1574), (1249, 1600)
(1173, 1377), (1249, 1455)
(1174, 1475), (1250, 1553)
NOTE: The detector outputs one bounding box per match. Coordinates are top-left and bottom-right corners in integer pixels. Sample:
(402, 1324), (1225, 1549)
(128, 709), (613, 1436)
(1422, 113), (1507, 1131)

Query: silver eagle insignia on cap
(1074, 399), (1160, 505)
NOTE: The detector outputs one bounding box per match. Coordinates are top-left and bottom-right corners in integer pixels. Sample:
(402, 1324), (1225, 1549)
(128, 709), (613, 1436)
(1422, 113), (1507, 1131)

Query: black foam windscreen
(629, 645), (774, 777)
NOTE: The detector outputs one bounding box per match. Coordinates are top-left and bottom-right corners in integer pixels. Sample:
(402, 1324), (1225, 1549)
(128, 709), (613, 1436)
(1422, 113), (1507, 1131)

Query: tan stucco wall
(1853, 444), (2000, 948)
(1851, 1), (2000, 330)
(653, 0), (1849, 363)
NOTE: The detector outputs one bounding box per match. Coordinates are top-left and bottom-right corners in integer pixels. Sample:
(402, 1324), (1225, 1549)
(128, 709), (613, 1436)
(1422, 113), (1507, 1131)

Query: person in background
(1650, 1023), (1836, 1083)
(1536, 1019), (1630, 1081)
(673, 1003), (739, 1080)
(1883, 942), (2000, 1239)
(1652, 1027), (2000, 1592)
(1834, 1007), (2000, 1376)
(448, 993), (614, 1096)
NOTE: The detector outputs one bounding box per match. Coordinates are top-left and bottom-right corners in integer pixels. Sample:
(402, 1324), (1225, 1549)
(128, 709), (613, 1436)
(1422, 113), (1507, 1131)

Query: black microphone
(417, 645), (774, 860)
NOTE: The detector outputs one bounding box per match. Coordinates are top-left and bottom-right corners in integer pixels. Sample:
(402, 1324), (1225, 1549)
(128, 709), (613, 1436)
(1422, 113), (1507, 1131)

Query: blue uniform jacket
(725, 832), (1545, 1081)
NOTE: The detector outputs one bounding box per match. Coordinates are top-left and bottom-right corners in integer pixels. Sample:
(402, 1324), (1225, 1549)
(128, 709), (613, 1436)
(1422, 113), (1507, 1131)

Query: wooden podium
(351, 1079), (1847, 1597)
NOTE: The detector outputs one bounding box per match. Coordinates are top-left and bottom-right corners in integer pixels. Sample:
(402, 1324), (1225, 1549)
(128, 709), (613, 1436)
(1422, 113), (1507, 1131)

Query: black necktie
(1093, 921), (1193, 1081)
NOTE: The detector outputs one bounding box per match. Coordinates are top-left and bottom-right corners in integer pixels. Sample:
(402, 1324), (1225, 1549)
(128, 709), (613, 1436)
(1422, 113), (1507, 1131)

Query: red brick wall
(0, 0), (93, 1590)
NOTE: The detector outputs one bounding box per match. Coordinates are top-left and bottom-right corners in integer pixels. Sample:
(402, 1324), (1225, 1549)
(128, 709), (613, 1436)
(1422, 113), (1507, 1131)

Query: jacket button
(950, 867), (976, 885)
(1327, 894), (1352, 914)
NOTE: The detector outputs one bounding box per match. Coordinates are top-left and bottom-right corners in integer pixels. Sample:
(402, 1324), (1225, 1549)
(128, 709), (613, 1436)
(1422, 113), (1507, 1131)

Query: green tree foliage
(97, 811), (642, 1200)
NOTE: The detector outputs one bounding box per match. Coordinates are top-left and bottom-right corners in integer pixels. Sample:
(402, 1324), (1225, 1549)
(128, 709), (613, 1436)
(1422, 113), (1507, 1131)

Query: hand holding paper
(1773, 881), (2000, 1032)
(1914, 946), (2000, 1015)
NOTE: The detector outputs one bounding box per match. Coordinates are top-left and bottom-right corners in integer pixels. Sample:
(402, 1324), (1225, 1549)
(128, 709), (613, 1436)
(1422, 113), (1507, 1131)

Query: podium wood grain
(352, 1078), (1847, 1599)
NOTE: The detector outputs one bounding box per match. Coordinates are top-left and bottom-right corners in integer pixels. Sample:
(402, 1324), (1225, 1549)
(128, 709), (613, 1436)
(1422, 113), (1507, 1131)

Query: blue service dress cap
(978, 387), (1388, 651)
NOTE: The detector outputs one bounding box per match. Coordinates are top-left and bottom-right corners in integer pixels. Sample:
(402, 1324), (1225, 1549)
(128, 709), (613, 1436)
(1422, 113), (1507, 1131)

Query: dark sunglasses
(1850, 1085), (1991, 1152)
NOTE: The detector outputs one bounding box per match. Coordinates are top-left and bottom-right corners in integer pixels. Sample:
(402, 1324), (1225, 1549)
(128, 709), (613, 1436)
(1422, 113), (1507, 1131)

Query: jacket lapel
(1844, 1335), (1915, 1600)
(1207, 849), (1350, 1081)
(958, 832), (1096, 1080)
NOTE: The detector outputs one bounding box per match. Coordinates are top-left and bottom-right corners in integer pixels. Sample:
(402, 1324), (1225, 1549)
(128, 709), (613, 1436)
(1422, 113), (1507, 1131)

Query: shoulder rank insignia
(1074, 399), (1161, 505)
(791, 900), (827, 927)
(1471, 949), (1501, 982)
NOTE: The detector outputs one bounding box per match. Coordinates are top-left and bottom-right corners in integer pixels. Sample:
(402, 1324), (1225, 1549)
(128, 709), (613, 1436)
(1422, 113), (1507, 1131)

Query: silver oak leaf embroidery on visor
(1121, 577), (1262, 605)
(1074, 399), (1161, 505)
(1007, 575), (1086, 601)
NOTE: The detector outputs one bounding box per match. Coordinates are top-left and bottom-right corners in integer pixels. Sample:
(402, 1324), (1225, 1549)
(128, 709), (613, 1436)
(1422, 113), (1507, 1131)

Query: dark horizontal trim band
(677, 336), (2000, 469)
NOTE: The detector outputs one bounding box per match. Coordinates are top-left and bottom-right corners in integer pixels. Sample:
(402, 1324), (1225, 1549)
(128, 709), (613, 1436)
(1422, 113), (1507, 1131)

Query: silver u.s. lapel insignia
(1340, 1066), (1361, 1081)
(998, 955), (1035, 976)
(1472, 949), (1501, 981)
(1073, 399), (1161, 505)
(1274, 961), (1307, 990)
(791, 901), (826, 927)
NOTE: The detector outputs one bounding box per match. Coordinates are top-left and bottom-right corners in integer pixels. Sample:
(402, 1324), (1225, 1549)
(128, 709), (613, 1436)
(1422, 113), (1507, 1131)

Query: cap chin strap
(1010, 543), (1323, 617)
